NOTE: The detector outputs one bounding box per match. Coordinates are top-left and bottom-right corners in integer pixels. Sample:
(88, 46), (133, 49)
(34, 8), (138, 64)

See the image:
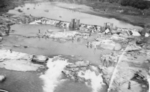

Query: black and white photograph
(0, 0), (150, 92)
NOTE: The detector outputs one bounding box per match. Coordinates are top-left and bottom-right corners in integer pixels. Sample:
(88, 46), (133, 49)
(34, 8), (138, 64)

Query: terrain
(51, 0), (150, 27)
(0, 0), (150, 27)
(0, 0), (149, 92)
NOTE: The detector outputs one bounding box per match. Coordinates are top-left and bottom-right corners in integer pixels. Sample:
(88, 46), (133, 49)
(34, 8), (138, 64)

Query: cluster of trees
(0, 0), (10, 8)
(120, 0), (150, 10)
(1, 0), (149, 10)
(0, 0), (24, 8)
(99, 0), (150, 10)
(53, 0), (150, 10)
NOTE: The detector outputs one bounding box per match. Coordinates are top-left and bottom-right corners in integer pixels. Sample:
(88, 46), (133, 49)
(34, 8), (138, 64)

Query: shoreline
(54, 3), (145, 28)
(82, 10), (145, 28)
(0, 0), (147, 29)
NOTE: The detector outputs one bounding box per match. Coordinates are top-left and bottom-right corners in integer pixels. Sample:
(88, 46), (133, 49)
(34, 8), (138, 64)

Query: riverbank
(0, 1), (150, 92)
(7, 2), (142, 29)
(53, 2), (149, 28)
(0, 0), (149, 28)
(0, 0), (48, 14)
(86, 2), (150, 28)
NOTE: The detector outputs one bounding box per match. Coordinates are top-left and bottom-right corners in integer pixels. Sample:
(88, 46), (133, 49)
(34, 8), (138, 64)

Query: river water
(8, 2), (142, 29)
(0, 1), (143, 92)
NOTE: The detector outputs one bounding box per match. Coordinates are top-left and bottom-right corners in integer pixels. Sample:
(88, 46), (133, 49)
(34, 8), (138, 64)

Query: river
(8, 2), (142, 29)
(0, 1), (143, 92)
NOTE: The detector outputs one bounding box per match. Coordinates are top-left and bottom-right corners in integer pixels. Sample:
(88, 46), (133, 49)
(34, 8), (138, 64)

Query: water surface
(0, 1), (143, 92)
(8, 2), (142, 29)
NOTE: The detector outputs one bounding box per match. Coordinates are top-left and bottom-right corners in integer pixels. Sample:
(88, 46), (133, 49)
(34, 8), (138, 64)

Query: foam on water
(78, 69), (105, 92)
(40, 58), (69, 92)
(40, 56), (105, 92)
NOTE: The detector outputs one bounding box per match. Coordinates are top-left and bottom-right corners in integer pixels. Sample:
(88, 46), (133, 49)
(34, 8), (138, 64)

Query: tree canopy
(99, 0), (150, 10)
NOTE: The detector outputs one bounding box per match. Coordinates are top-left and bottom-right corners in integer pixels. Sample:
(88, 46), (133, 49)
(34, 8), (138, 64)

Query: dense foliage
(0, 0), (26, 13)
(99, 0), (150, 10)
(0, 0), (10, 8)
(0, 0), (149, 10)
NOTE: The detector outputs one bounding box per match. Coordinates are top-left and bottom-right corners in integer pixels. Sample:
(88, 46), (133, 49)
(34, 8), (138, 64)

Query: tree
(98, 0), (150, 10)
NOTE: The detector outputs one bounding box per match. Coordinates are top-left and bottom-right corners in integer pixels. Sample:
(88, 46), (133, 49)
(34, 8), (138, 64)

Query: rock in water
(114, 43), (122, 51)
(18, 9), (23, 12)
(0, 25), (9, 36)
(105, 28), (110, 34)
(32, 55), (48, 64)
(89, 65), (100, 75)
(0, 49), (32, 60)
(0, 75), (6, 82)
(145, 33), (149, 37)
(75, 60), (89, 66)
(131, 30), (141, 36)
